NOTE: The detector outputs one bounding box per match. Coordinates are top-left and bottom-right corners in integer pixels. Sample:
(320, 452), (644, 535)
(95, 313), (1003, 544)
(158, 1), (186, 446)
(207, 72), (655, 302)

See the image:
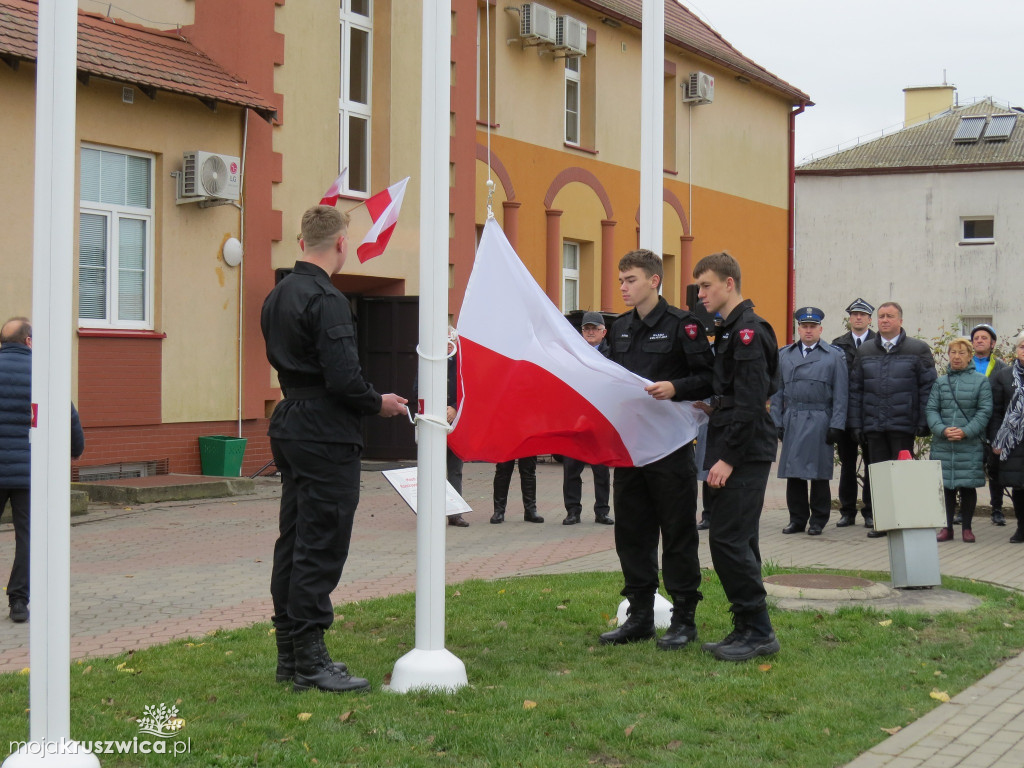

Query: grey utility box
(868, 459), (945, 588)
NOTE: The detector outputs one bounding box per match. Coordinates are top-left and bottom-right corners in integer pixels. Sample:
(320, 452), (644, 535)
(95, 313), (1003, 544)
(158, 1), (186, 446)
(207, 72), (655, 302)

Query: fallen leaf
(934, 670), (944, 677)
(878, 619), (892, 627)
(881, 726), (902, 735)
(498, 589), (506, 595)
(758, 664), (772, 672)
(556, 605), (567, 610)
(495, 621), (508, 629)
(82, 666), (92, 675)
(541, 588), (552, 593)
(426, 735), (435, 744)
(339, 711), (353, 723)
(556, 669), (571, 676)
(297, 712), (312, 721)
(823, 727), (830, 735)
(382, 672), (392, 685)
(19, 668), (29, 676)
(666, 740), (682, 750)
(624, 724), (635, 737)
(1004, 623), (1013, 628)
(523, 700), (537, 710)
(268, 628), (276, 635)
(224, 651), (233, 656)
(124, 575), (134, 579)
(930, 691), (950, 702)
(452, 591), (461, 597)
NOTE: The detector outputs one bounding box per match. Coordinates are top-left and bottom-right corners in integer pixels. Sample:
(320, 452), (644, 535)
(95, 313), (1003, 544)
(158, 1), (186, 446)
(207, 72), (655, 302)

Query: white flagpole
(389, 0), (467, 693)
(639, 0), (665, 254)
(4, 1), (99, 765)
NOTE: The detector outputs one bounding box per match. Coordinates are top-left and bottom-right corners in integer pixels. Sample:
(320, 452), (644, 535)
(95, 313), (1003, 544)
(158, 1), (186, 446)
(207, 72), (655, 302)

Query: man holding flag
(599, 249), (714, 651)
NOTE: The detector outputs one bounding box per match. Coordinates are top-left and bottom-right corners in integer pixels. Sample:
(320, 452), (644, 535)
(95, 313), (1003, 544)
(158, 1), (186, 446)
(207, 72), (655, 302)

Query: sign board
(382, 467), (471, 517)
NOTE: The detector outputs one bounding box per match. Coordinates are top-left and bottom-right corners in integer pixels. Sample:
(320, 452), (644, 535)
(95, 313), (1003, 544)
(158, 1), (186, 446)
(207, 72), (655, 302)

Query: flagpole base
(387, 648), (467, 694)
(3, 740), (101, 767)
(616, 593), (674, 629)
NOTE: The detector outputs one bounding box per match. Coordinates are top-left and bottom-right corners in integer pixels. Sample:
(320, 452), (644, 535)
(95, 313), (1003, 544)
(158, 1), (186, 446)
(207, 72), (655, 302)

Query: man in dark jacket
(831, 298), (876, 528)
(971, 323), (1008, 526)
(562, 311), (613, 525)
(261, 205), (408, 692)
(599, 250), (714, 651)
(0, 317), (84, 623)
(847, 301), (937, 538)
(692, 252), (781, 662)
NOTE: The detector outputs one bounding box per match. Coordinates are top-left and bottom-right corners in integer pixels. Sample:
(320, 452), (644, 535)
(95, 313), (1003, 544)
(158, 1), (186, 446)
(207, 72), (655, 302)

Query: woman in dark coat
(990, 332), (1024, 542)
(927, 338), (992, 542)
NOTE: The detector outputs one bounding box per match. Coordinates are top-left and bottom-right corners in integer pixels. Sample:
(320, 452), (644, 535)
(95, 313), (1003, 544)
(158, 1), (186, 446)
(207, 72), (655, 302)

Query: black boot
(562, 512), (581, 525)
(710, 609), (780, 662)
(599, 594), (655, 645)
(276, 630), (347, 683)
(656, 601), (698, 651)
(523, 471), (544, 523)
(701, 614), (745, 653)
(292, 630), (370, 693)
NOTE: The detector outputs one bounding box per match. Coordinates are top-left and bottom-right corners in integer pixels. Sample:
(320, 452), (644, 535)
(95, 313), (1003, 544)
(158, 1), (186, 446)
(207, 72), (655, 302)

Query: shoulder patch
(739, 328), (755, 345)
(684, 322), (699, 340)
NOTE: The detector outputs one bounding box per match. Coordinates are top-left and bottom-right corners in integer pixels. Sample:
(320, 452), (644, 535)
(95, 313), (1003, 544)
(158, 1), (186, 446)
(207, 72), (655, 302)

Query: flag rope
(484, 0), (493, 219)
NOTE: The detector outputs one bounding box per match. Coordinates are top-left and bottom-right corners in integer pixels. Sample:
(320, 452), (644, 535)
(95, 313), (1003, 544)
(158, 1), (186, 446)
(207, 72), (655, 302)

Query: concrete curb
(72, 478), (255, 504)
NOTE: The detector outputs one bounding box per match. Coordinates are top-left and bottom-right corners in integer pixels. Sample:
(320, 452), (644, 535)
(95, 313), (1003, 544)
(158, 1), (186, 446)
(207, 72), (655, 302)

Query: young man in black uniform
(261, 205), (408, 692)
(693, 251), (781, 662)
(599, 249), (714, 651)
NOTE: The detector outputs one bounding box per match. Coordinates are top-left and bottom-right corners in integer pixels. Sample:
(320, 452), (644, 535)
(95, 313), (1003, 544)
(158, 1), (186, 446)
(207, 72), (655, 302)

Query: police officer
(599, 249), (714, 651)
(692, 251), (781, 662)
(772, 307), (848, 535)
(832, 298), (876, 528)
(261, 205), (408, 693)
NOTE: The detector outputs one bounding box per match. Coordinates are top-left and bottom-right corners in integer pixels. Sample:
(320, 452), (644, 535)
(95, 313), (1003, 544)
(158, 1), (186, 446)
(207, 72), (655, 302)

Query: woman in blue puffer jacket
(926, 337), (993, 542)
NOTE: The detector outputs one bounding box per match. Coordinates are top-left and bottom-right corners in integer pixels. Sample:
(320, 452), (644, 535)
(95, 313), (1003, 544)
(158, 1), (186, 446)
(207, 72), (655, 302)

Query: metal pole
(4, 0), (99, 764)
(388, 0), (467, 694)
(639, 0), (665, 254)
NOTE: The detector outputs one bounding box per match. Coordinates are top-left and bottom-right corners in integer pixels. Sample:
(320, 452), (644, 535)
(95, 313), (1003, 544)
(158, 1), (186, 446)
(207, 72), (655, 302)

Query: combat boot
(599, 594), (655, 645)
(292, 630), (370, 693)
(711, 609), (780, 662)
(656, 600), (698, 651)
(276, 629), (347, 683)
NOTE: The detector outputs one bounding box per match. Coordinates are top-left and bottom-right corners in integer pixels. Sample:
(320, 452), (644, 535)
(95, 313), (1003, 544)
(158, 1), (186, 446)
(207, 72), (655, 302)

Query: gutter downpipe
(787, 102), (806, 345)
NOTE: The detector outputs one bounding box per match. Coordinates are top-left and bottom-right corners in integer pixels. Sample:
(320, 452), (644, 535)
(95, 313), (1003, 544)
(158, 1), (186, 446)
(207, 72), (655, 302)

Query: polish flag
(448, 218), (706, 468)
(319, 169), (347, 206)
(357, 177), (409, 263)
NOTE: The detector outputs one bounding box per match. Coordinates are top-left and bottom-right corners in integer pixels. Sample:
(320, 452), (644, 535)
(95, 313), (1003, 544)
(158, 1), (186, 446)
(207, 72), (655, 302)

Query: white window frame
(340, 0), (372, 197)
(78, 144), (155, 330)
(564, 56), (580, 146)
(960, 216), (994, 245)
(562, 241), (580, 312)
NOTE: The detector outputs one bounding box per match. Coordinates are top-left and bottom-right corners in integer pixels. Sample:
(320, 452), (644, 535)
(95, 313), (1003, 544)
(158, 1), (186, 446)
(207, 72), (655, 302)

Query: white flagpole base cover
(615, 594), (673, 630)
(388, 648), (468, 694)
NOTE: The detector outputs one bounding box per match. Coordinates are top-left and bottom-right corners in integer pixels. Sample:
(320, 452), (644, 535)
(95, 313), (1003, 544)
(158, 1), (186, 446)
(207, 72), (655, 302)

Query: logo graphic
(684, 323), (698, 340)
(138, 704), (184, 738)
(739, 329), (754, 345)
(229, 161), (239, 174)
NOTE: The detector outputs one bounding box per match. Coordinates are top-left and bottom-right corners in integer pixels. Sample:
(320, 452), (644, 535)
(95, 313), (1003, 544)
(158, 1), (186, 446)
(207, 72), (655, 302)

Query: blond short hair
(300, 205), (349, 250)
(947, 337), (972, 357)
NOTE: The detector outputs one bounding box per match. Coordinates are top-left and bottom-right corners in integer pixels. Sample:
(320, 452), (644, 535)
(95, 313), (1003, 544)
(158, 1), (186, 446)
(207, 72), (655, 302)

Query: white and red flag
(357, 176), (409, 263)
(448, 218), (705, 468)
(319, 170), (347, 206)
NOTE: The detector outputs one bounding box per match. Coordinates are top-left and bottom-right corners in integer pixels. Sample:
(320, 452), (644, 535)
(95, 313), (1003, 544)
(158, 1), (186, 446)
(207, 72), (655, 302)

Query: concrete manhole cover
(764, 573), (891, 601)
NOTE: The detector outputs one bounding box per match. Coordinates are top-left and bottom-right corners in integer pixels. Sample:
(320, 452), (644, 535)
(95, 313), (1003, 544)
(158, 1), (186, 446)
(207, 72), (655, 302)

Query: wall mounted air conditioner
(683, 71), (715, 105)
(520, 3), (557, 44)
(555, 16), (587, 56)
(177, 151), (241, 203)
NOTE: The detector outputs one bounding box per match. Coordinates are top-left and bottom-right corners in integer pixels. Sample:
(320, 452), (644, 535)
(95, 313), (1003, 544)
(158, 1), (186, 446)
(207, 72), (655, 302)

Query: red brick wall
(79, 419), (272, 476)
(78, 335), (162, 427)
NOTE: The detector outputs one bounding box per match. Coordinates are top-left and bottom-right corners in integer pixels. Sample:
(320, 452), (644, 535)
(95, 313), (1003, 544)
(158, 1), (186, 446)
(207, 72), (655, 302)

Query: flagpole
(4, 0), (99, 765)
(389, 0), (467, 693)
(639, 0), (665, 254)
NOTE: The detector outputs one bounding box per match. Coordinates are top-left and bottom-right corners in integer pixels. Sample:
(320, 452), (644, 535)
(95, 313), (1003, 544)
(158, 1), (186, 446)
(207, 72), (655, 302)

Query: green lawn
(2, 570), (1023, 767)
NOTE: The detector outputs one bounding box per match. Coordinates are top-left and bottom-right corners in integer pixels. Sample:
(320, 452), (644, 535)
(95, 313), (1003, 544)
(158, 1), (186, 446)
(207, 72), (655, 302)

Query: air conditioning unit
(555, 16), (587, 56)
(683, 71), (715, 105)
(521, 3), (557, 44)
(178, 151), (241, 202)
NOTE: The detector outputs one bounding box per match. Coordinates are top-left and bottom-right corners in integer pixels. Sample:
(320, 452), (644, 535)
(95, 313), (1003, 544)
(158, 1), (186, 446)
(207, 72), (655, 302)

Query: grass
(2, 570), (1024, 767)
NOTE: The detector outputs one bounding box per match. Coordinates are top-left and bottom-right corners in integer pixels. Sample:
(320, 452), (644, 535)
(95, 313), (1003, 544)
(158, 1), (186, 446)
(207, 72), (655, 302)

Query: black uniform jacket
(705, 299), (779, 469)
(609, 297), (714, 403)
(261, 260), (382, 445)
(832, 329), (876, 373)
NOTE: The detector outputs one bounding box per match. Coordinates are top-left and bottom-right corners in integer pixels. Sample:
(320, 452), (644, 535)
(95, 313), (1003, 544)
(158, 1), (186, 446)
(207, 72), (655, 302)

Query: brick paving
(1, 460), (1023, 765)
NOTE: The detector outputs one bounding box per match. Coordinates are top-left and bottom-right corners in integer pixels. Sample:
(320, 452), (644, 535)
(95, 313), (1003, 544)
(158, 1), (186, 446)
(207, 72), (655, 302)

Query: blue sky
(685, 0), (1023, 163)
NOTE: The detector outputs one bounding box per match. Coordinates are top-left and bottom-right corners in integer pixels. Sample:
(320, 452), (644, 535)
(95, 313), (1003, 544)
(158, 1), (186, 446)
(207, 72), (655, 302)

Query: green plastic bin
(198, 435), (248, 477)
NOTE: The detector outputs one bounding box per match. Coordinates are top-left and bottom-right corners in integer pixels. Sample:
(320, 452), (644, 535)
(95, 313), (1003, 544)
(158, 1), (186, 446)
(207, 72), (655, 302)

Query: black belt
(709, 395), (736, 411)
(284, 386), (328, 400)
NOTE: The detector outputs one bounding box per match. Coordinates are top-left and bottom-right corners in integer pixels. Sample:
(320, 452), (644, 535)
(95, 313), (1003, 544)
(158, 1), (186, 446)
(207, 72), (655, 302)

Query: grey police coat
(770, 341), (848, 480)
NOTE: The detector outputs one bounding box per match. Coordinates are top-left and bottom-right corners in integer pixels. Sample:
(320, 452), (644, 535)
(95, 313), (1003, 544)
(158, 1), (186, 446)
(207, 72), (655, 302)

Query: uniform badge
(739, 328), (754, 345)
(684, 323), (698, 340)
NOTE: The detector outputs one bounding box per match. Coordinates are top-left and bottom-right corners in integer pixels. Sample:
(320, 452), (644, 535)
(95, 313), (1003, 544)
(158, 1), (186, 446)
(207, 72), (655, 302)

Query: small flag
(357, 177), (409, 263)
(319, 170), (347, 206)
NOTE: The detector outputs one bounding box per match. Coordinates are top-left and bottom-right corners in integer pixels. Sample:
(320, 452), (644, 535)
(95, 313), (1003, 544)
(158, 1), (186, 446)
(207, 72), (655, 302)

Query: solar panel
(984, 114), (1018, 141)
(953, 116), (986, 143)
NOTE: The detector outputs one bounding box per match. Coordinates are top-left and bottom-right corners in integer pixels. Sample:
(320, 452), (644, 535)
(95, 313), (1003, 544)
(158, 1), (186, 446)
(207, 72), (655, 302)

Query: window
(961, 315), (993, 336)
(562, 241), (580, 312)
(564, 56), (580, 145)
(340, 0), (372, 196)
(78, 146), (154, 328)
(961, 217), (994, 244)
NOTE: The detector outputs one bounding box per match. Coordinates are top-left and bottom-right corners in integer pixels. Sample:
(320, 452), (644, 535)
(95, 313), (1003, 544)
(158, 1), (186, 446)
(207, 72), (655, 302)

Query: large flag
(357, 176), (409, 262)
(449, 218), (706, 468)
(319, 169), (347, 206)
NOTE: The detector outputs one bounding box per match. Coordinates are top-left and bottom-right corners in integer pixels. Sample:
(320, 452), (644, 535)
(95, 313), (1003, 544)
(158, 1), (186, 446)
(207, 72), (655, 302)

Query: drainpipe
(786, 103), (806, 345)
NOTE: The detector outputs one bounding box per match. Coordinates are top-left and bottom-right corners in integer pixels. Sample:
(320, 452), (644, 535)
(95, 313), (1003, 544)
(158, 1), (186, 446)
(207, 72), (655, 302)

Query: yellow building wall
(77, 0), (193, 29)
